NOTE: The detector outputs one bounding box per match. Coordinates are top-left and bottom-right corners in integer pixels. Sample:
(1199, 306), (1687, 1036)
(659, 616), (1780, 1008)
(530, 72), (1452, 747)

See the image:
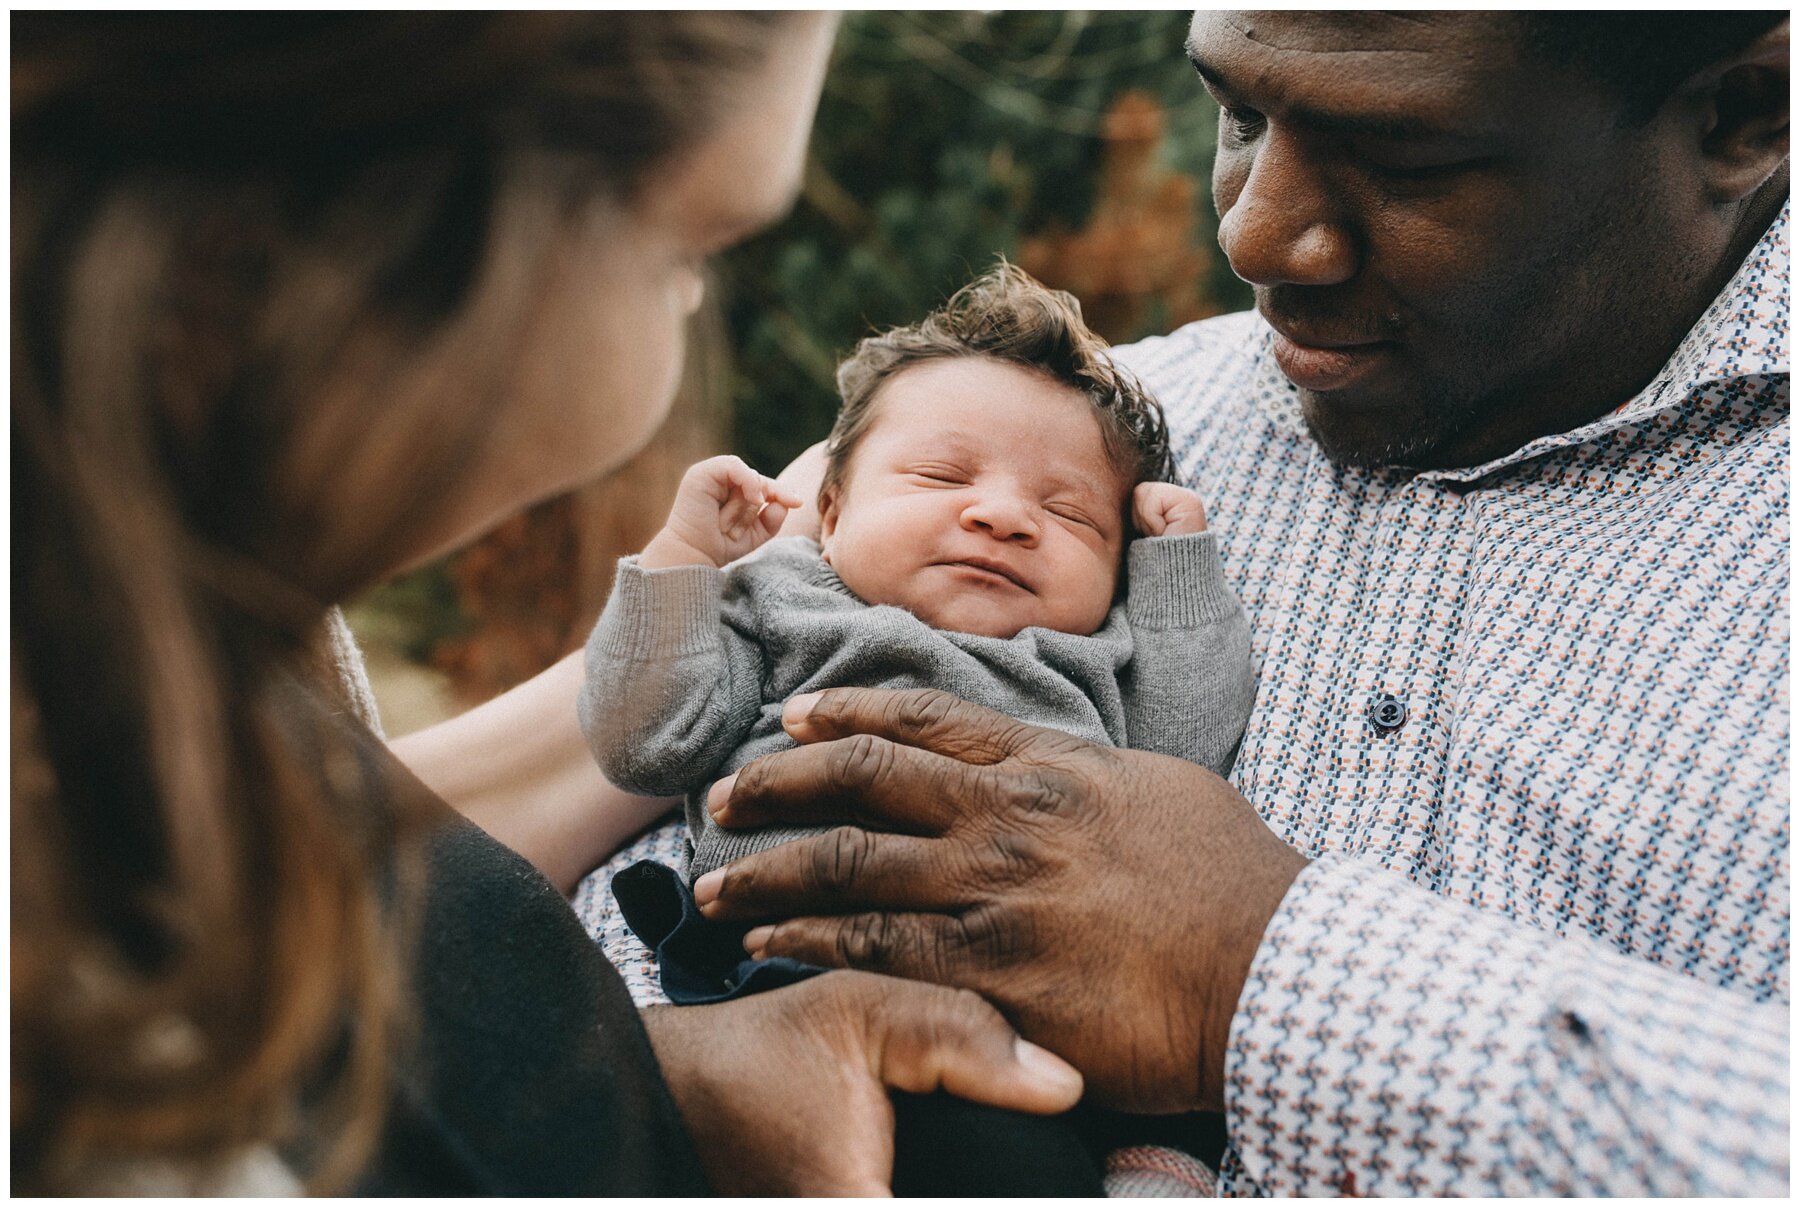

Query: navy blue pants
(614, 859), (1223, 1195)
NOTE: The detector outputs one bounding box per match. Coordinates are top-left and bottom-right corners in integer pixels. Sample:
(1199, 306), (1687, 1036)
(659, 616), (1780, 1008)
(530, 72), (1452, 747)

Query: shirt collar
(1250, 200), (1790, 482)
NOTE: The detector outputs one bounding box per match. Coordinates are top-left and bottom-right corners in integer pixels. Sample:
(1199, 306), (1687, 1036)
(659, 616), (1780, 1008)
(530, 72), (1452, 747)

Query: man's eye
(1364, 155), (1493, 184)
(1220, 105), (1265, 143)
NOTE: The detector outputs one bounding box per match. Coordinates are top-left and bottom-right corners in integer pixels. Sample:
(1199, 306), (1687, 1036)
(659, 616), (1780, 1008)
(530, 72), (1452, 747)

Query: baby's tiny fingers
(1131, 488), (1168, 535)
(758, 501), (790, 536)
(723, 458), (766, 495)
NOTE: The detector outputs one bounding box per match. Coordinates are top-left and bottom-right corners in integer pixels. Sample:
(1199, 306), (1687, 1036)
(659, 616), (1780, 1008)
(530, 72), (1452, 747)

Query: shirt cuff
(1125, 531), (1239, 628)
(588, 556), (726, 660)
(1221, 855), (1789, 1196)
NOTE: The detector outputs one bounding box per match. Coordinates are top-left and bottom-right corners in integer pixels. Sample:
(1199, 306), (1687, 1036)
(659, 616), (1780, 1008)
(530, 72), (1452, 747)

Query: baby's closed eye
(905, 463), (970, 486)
(1046, 503), (1099, 529)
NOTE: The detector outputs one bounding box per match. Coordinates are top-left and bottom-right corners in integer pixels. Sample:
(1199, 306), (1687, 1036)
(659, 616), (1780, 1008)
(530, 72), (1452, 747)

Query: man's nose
(961, 493), (1039, 543)
(1217, 129), (1357, 288)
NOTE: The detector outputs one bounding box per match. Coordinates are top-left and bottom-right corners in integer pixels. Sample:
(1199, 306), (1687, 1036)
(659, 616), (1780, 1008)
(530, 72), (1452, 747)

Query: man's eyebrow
(1187, 50), (1463, 143)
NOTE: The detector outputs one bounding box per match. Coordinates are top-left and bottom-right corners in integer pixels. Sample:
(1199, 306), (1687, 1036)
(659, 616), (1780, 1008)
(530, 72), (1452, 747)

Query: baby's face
(821, 357), (1128, 640)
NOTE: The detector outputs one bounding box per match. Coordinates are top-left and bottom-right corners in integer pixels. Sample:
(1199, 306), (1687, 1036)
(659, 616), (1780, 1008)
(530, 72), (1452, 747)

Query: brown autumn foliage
(1019, 91), (1218, 343)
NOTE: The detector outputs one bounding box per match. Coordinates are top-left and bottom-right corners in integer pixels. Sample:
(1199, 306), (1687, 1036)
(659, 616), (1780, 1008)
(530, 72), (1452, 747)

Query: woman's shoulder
(316, 606), (386, 739)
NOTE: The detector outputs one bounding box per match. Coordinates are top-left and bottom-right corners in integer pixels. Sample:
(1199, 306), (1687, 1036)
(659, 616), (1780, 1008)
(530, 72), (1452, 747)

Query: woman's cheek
(606, 315), (687, 462)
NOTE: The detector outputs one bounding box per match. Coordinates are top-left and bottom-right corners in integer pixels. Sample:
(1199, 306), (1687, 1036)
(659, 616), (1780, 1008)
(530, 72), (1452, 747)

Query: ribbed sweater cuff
(591, 557), (726, 659)
(1126, 531), (1238, 628)
(691, 822), (826, 884)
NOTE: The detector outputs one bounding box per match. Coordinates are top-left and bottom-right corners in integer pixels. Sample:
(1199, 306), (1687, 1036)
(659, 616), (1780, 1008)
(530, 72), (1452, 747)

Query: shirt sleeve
(577, 557), (765, 797)
(1120, 531), (1257, 775)
(1221, 856), (1790, 1196)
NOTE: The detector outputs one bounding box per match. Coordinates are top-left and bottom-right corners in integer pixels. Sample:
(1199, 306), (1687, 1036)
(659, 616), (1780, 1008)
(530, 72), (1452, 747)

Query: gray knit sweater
(580, 534), (1254, 880)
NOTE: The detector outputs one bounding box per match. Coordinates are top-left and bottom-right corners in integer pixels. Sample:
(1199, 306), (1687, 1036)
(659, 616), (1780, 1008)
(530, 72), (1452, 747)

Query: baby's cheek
(1066, 555), (1122, 634)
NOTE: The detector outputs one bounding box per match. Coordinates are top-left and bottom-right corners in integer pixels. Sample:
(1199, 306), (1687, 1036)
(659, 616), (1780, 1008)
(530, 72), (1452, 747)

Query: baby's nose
(961, 494), (1039, 542)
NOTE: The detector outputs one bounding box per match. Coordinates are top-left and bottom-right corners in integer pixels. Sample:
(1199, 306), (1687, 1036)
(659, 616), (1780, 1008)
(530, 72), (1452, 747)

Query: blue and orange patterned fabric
(1117, 204), (1788, 1195)
(577, 208), (1788, 1197)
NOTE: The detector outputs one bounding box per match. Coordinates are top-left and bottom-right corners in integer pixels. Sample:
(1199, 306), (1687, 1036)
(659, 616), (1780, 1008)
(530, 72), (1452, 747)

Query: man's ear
(1692, 19), (1789, 204)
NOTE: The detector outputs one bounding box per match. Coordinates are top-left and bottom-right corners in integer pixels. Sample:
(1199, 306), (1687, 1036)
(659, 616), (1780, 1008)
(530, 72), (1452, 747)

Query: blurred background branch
(349, 11), (1249, 732)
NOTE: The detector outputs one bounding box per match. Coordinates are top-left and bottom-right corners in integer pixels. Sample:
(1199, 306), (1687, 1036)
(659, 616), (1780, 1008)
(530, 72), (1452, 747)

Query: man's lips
(1268, 324), (1397, 393)
(937, 558), (1033, 592)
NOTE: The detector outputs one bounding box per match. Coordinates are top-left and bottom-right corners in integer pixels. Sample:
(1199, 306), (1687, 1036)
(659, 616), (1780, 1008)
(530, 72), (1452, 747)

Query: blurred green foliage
(354, 12), (1250, 694)
(345, 556), (470, 663)
(717, 11), (1249, 476)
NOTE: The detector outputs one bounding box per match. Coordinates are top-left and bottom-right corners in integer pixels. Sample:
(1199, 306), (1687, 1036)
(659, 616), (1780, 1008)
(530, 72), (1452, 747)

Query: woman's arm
(391, 650), (676, 895)
(392, 443), (827, 895)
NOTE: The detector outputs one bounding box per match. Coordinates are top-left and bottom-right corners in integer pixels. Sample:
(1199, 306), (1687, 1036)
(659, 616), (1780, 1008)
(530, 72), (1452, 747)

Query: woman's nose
(960, 493), (1039, 543)
(1216, 130), (1357, 288)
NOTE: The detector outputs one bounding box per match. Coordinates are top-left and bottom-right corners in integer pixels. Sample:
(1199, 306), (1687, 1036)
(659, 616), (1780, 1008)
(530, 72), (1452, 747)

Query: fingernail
(693, 870), (724, 906)
(742, 925), (774, 953)
(706, 774), (738, 817)
(1013, 1039), (1083, 1095)
(782, 692), (822, 728)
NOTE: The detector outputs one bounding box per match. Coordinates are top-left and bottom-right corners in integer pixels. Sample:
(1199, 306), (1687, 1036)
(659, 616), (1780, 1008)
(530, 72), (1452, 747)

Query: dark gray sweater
(580, 535), (1254, 880)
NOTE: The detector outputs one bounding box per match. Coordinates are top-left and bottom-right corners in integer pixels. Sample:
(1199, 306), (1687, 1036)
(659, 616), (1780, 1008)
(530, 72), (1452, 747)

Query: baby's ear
(818, 487), (840, 558)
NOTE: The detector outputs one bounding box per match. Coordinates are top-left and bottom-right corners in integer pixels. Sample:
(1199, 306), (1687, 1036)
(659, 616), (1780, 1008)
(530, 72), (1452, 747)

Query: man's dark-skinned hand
(691, 687), (1309, 1114)
(640, 969), (1082, 1195)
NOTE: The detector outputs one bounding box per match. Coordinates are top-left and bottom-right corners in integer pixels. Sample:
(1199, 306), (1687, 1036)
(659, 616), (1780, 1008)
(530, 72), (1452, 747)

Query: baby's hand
(1132, 481), (1209, 538)
(641, 455), (804, 569)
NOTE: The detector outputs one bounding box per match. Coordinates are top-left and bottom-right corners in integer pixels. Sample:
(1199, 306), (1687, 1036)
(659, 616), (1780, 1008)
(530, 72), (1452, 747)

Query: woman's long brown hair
(11, 13), (791, 1192)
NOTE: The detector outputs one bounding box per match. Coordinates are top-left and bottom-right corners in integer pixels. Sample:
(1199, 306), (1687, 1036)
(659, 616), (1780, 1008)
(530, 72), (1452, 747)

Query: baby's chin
(907, 594), (1065, 640)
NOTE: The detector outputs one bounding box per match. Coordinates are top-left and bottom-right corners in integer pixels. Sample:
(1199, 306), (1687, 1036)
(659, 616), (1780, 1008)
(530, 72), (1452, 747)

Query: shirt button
(1369, 693), (1408, 732)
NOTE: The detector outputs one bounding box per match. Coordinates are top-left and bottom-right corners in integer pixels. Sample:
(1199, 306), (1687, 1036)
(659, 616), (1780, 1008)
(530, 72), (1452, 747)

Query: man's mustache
(1258, 286), (1406, 345)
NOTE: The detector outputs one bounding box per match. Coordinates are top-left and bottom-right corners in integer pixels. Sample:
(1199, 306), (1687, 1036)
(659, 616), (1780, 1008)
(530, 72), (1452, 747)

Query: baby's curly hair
(822, 261), (1175, 505)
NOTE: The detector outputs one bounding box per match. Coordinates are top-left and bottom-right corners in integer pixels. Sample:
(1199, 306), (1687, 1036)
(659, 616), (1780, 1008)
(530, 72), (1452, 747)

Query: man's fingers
(864, 978), (1082, 1115)
(695, 828), (966, 921)
(781, 687), (1044, 765)
(710, 734), (983, 834)
(738, 906), (1026, 985)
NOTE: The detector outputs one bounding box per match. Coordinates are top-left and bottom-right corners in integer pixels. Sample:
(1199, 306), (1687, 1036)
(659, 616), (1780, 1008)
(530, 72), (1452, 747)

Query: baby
(579, 264), (1251, 1191)
(581, 263), (1254, 891)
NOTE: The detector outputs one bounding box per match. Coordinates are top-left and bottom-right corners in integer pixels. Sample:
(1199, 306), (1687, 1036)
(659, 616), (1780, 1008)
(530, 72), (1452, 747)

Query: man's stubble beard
(1298, 383), (1493, 471)
(1294, 159), (1678, 473)
(1293, 231), (1639, 472)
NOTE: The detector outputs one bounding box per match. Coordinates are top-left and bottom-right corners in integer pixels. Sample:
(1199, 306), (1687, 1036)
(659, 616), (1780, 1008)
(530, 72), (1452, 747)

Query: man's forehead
(1187, 11), (1534, 134)
(1187, 11), (1519, 60)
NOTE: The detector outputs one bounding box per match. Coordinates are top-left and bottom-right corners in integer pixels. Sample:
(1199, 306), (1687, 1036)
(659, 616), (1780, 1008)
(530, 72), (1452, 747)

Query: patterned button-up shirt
(1114, 207), (1789, 1196)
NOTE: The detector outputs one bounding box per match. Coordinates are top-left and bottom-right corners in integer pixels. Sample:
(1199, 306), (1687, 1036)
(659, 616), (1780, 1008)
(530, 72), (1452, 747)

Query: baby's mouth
(938, 558), (1033, 592)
